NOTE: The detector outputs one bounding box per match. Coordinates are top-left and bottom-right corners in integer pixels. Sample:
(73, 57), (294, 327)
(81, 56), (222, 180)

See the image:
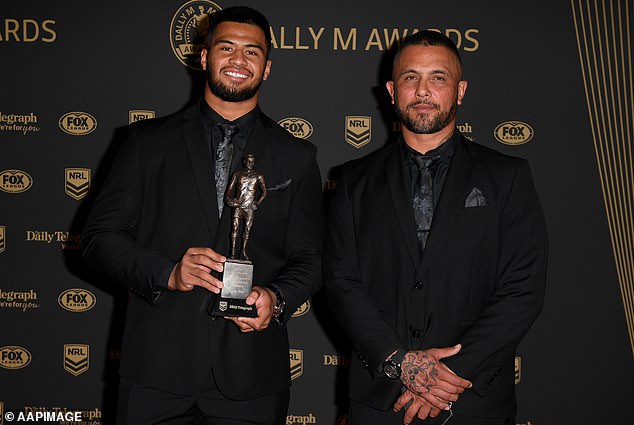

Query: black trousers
(348, 400), (514, 425)
(116, 376), (289, 425)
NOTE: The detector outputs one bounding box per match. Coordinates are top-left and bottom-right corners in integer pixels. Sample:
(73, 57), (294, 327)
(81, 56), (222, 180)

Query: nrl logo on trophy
(211, 153), (267, 318)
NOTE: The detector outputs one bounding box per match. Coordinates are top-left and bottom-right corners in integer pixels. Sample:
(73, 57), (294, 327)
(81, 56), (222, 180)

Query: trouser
(116, 376), (289, 425)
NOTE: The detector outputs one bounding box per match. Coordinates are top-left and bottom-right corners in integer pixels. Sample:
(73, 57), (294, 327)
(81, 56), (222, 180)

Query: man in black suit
(81, 6), (324, 424)
(324, 30), (547, 425)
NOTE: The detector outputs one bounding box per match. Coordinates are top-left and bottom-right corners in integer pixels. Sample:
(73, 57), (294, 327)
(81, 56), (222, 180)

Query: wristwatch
(383, 349), (406, 379)
(266, 285), (286, 320)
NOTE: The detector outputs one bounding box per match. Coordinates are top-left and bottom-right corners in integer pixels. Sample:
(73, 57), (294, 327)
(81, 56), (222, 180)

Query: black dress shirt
(200, 99), (259, 175)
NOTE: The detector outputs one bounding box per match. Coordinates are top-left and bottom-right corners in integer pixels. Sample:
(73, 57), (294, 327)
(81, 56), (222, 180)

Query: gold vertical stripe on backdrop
(572, 0), (634, 357)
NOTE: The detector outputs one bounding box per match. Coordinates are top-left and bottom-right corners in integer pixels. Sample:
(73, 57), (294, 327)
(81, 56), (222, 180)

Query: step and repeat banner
(2, 1), (634, 424)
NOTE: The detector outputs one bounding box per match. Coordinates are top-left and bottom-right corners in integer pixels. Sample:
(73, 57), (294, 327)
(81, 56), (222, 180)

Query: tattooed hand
(399, 344), (472, 411)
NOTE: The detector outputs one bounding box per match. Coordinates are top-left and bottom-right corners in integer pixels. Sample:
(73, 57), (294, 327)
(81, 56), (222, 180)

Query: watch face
(384, 361), (400, 379)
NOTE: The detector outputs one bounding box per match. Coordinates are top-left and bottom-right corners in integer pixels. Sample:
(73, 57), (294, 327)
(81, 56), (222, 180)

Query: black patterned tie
(215, 123), (238, 215)
(412, 155), (439, 254)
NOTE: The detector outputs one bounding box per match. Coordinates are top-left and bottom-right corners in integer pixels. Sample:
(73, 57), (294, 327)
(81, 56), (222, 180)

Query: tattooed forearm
(401, 351), (440, 396)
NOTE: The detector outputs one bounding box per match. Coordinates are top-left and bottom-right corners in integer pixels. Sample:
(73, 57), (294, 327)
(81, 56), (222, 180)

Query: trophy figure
(211, 153), (267, 317)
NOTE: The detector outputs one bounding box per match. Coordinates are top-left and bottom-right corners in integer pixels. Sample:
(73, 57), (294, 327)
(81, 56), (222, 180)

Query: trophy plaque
(211, 154), (267, 318)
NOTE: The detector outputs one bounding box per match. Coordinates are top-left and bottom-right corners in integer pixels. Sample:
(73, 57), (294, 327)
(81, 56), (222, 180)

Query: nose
(415, 79), (430, 99)
(229, 48), (247, 66)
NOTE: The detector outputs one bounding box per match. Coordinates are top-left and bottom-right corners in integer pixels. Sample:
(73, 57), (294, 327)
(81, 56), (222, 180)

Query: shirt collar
(200, 99), (259, 138)
(402, 129), (458, 164)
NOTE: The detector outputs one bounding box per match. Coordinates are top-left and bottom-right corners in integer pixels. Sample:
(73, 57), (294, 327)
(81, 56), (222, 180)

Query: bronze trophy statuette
(211, 153), (267, 317)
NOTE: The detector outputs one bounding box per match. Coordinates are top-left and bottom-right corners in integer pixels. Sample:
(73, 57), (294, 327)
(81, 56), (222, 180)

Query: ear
(263, 60), (272, 81)
(457, 80), (468, 105)
(385, 81), (395, 104)
(200, 49), (209, 70)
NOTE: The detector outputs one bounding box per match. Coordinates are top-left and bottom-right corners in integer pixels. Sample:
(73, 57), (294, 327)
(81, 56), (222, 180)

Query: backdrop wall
(2, 1), (634, 424)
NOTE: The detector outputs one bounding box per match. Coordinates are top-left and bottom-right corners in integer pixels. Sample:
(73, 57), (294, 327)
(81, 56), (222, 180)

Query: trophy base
(210, 297), (258, 317)
(210, 259), (258, 318)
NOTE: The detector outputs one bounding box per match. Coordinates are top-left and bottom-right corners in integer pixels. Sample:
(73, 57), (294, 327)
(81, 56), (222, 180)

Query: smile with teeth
(224, 70), (249, 79)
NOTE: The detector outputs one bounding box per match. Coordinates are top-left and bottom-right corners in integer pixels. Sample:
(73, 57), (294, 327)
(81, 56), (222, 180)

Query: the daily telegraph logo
(494, 121), (534, 145)
(0, 346), (32, 369)
(129, 110), (156, 124)
(278, 117), (314, 139)
(291, 300), (310, 318)
(64, 344), (89, 376)
(65, 168), (91, 200)
(289, 349), (303, 380)
(170, 0), (222, 70)
(0, 169), (33, 193)
(345, 116), (371, 148)
(0, 289), (40, 311)
(58, 288), (96, 312)
(286, 414), (317, 424)
(58, 111), (97, 136)
(0, 226), (5, 253)
(515, 356), (521, 384)
(26, 230), (81, 250)
(0, 112), (40, 135)
(323, 354), (350, 367)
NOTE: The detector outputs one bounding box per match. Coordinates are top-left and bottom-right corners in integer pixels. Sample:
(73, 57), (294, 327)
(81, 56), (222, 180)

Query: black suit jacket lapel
(181, 105), (221, 243)
(385, 141), (419, 269)
(241, 112), (271, 175)
(418, 135), (475, 275)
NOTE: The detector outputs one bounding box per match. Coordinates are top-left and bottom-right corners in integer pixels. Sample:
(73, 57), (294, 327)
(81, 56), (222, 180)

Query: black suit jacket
(324, 133), (547, 417)
(81, 103), (324, 399)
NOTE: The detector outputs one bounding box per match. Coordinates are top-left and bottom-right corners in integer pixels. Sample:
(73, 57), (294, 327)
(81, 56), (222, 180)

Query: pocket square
(465, 187), (488, 207)
(268, 178), (292, 192)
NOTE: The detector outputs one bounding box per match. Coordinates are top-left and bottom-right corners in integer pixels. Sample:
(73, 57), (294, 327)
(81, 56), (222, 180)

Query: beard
(207, 68), (264, 102)
(395, 97), (457, 134)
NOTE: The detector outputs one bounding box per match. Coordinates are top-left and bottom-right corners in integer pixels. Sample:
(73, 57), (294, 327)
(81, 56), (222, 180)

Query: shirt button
(414, 281), (424, 290)
(412, 329), (422, 338)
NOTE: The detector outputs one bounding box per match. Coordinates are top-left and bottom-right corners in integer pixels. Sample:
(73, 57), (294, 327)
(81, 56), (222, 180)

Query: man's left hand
(226, 286), (275, 332)
(393, 389), (442, 425)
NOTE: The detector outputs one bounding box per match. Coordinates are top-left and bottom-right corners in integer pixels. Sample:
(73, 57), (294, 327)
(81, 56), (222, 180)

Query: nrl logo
(289, 349), (303, 380)
(64, 344), (89, 376)
(0, 225), (5, 253)
(128, 110), (156, 124)
(65, 168), (91, 200)
(218, 301), (228, 312)
(345, 116), (371, 148)
(514, 356), (521, 384)
(169, 0), (222, 70)
(291, 300), (310, 318)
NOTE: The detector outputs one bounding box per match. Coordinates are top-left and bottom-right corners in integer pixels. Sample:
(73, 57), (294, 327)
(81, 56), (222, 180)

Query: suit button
(412, 329), (421, 338)
(414, 281), (424, 290)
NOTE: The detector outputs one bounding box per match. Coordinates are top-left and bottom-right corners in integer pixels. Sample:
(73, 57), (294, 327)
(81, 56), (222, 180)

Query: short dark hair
(394, 30), (462, 67)
(206, 6), (272, 58)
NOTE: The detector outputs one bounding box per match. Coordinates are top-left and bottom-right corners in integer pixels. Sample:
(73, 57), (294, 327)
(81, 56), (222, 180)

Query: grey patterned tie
(215, 123), (238, 215)
(412, 155), (439, 254)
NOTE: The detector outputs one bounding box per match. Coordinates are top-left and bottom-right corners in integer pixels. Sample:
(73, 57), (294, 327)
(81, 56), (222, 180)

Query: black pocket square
(268, 178), (292, 192)
(465, 187), (487, 207)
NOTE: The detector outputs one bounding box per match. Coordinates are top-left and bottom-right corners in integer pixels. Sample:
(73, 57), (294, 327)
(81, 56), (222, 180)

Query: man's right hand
(399, 344), (472, 411)
(168, 247), (226, 293)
